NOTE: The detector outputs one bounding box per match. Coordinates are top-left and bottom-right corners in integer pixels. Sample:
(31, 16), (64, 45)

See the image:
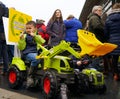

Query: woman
(46, 9), (66, 47)
(104, 3), (120, 81)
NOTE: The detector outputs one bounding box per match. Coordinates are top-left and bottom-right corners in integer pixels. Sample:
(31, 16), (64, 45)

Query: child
(18, 21), (45, 87)
(36, 19), (49, 45)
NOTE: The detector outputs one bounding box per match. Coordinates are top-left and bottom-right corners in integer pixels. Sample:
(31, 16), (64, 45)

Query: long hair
(49, 9), (63, 23)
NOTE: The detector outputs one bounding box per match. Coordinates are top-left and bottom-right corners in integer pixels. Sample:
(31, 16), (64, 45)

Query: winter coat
(46, 20), (66, 47)
(64, 18), (82, 43)
(104, 9), (120, 55)
(0, 2), (8, 40)
(18, 32), (45, 55)
(88, 13), (106, 43)
(36, 23), (49, 44)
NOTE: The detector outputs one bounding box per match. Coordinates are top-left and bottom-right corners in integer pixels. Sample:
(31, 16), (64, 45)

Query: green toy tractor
(7, 40), (108, 99)
(36, 41), (107, 98)
(8, 29), (118, 99)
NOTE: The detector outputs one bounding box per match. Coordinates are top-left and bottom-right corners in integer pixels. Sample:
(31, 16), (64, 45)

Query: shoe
(114, 74), (119, 81)
(26, 77), (34, 88)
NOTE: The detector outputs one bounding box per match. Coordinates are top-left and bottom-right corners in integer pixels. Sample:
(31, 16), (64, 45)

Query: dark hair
(112, 3), (120, 9)
(26, 21), (36, 27)
(49, 9), (63, 23)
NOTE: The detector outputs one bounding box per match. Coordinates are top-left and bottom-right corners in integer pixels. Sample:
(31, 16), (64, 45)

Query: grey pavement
(0, 88), (37, 99)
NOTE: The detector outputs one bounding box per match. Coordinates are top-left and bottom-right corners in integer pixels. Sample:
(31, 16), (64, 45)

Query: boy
(18, 21), (45, 87)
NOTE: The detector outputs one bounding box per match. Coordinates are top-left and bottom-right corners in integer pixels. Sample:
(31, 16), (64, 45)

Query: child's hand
(29, 32), (35, 37)
(20, 32), (24, 39)
(77, 61), (82, 66)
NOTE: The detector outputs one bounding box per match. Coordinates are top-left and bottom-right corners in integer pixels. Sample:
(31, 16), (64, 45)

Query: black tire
(42, 70), (58, 99)
(74, 70), (90, 93)
(8, 65), (26, 89)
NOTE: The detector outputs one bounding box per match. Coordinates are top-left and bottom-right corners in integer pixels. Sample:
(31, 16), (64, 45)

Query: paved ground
(0, 88), (37, 99)
(1, 65), (120, 99)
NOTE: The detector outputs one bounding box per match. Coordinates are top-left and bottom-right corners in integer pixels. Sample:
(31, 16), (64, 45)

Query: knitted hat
(36, 19), (45, 24)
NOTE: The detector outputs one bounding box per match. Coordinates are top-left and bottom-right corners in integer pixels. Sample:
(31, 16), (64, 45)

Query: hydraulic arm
(36, 40), (81, 59)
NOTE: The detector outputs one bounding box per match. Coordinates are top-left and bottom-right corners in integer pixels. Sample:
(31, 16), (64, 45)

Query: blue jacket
(104, 9), (120, 55)
(64, 18), (82, 43)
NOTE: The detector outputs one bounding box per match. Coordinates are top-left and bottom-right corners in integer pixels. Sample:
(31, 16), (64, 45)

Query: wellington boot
(26, 76), (34, 88)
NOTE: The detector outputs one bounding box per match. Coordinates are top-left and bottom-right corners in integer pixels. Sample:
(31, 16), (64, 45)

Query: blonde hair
(92, 5), (102, 13)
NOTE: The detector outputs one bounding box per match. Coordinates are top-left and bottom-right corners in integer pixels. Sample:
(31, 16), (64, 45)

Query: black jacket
(0, 2), (8, 40)
(104, 9), (120, 55)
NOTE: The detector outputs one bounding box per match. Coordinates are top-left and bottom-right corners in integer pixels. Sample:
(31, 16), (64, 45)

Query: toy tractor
(7, 29), (117, 99)
(36, 41), (108, 98)
(7, 41), (102, 98)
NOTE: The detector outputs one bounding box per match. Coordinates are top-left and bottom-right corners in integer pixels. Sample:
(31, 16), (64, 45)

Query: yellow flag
(8, 8), (32, 42)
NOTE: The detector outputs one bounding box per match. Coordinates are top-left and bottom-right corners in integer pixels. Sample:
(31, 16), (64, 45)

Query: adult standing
(64, 14), (82, 43)
(88, 5), (105, 43)
(0, 1), (9, 75)
(88, 5), (108, 72)
(104, 3), (120, 81)
(46, 9), (66, 47)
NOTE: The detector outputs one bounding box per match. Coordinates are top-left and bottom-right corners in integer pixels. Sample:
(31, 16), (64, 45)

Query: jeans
(24, 53), (39, 67)
(0, 40), (9, 72)
(7, 45), (14, 64)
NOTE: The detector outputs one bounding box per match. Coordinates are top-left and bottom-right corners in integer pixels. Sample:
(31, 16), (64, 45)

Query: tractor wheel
(8, 65), (26, 89)
(42, 70), (58, 99)
(74, 70), (90, 93)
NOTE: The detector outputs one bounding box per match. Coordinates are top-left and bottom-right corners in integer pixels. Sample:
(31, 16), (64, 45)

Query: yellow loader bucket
(77, 30), (118, 56)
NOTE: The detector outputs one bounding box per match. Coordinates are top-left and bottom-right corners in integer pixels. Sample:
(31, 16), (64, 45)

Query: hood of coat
(107, 9), (120, 21)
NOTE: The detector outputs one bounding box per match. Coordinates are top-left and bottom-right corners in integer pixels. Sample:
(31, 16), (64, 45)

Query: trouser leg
(1, 41), (9, 73)
(112, 55), (119, 75)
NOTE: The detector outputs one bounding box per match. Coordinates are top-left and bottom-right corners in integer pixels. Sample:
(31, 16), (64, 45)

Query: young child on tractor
(18, 21), (45, 87)
(69, 54), (91, 71)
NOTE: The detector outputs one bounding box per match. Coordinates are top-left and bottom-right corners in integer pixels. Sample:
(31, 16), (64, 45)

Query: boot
(26, 76), (34, 88)
(26, 66), (36, 88)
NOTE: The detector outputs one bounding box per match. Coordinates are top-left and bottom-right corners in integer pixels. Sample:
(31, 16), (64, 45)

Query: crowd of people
(0, 1), (120, 83)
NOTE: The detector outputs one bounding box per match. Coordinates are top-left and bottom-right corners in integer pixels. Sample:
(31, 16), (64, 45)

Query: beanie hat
(36, 19), (45, 24)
